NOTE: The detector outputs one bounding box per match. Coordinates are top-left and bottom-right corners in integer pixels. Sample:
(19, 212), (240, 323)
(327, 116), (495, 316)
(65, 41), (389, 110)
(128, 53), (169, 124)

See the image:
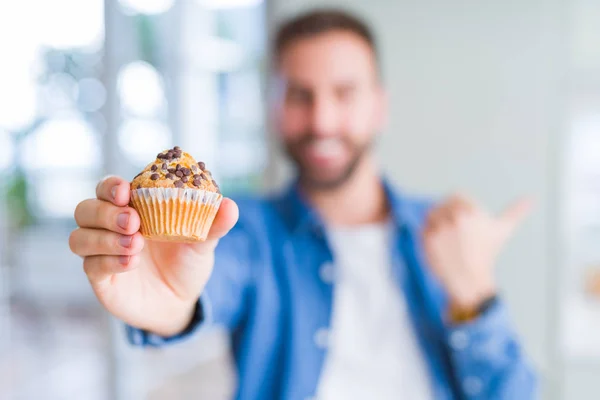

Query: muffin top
(130, 146), (220, 193)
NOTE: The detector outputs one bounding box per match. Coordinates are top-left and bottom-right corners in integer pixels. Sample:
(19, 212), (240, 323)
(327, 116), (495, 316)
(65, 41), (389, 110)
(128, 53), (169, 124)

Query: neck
(300, 156), (389, 226)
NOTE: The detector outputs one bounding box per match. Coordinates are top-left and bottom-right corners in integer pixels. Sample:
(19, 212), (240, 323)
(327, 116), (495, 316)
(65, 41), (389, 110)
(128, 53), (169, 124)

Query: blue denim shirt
(126, 179), (537, 400)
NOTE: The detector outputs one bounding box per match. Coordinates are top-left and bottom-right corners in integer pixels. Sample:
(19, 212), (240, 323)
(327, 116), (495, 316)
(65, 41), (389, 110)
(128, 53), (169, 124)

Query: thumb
(205, 198), (239, 240)
(497, 197), (533, 238)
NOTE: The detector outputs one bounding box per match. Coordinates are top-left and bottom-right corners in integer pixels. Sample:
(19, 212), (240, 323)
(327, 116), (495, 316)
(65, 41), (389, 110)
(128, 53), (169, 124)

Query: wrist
(447, 283), (497, 324)
(145, 299), (198, 337)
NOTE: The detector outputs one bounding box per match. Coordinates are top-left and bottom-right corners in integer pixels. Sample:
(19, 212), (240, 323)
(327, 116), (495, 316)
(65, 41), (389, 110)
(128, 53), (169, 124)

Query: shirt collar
(273, 175), (426, 236)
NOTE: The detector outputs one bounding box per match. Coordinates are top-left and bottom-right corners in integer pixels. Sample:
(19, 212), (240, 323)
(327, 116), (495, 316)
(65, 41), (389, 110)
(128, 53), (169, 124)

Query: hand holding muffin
(69, 146), (239, 337)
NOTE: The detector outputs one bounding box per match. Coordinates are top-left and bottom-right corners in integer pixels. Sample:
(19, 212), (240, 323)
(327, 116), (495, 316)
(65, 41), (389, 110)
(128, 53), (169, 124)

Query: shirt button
(319, 262), (335, 283)
(449, 330), (469, 351)
(313, 328), (330, 349)
(463, 376), (483, 396)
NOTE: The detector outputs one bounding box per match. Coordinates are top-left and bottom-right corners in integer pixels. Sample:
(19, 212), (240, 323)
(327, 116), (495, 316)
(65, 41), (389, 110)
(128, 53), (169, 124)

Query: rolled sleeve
(125, 292), (213, 347)
(445, 299), (538, 399)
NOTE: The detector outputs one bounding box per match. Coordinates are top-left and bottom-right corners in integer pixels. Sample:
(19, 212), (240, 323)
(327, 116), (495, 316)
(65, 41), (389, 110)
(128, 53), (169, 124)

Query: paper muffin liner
(130, 187), (223, 242)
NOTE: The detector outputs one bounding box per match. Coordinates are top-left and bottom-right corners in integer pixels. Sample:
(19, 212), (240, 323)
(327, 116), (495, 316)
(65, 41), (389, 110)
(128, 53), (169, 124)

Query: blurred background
(0, 0), (599, 399)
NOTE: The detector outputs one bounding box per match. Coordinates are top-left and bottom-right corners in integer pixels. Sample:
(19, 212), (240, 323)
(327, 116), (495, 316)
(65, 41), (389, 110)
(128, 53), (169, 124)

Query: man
(69, 9), (537, 400)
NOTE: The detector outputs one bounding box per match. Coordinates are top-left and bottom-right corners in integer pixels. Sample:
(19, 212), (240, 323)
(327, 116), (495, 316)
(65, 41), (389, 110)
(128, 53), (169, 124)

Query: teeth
(309, 138), (343, 157)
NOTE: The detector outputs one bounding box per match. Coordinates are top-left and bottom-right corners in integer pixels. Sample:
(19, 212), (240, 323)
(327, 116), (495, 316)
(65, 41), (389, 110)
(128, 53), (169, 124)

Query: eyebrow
(285, 79), (359, 91)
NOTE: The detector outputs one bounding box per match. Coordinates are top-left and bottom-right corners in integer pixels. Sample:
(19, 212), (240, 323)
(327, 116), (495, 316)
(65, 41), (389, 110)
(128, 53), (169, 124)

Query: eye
(287, 87), (312, 105)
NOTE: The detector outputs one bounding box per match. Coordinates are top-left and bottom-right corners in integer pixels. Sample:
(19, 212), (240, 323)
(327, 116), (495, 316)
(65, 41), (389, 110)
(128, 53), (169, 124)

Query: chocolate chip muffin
(129, 146), (222, 242)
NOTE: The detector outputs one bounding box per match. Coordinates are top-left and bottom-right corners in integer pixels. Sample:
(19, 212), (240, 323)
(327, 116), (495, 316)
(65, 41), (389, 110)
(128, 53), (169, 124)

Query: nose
(310, 96), (339, 137)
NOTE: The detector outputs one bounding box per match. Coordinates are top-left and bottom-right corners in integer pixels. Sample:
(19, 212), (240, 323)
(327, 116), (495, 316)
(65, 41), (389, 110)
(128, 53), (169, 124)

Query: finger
(83, 254), (141, 285)
(96, 175), (131, 207)
(425, 204), (448, 232)
(447, 194), (476, 212)
(69, 228), (144, 257)
(206, 198), (239, 240)
(426, 201), (445, 221)
(497, 197), (534, 237)
(438, 197), (463, 220)
(74, 199), (140, 235)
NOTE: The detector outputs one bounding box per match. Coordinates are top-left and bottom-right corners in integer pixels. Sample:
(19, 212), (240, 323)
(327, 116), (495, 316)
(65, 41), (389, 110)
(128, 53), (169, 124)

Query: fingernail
(119, 236), (133, 248)
(119, 255), (130, 265)
(117, 213), (130, 230)
(111, 185), (118, 199)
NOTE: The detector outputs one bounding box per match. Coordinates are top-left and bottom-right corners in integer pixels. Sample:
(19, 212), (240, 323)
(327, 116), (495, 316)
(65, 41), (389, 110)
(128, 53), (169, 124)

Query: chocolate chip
(174, 180), (184, 188)
(174, 151), (182, 158)
(168, 168), (176, 173)
(175, 170), (183, 177)
(193, 179), (201, 187)
(201, 173), (207, 180)
(151, 164), (158, 171)
(166, 173), (175, 180)
(150, 173), (159, 180)
(198, 162), (205, 170)
(176, 164), (181, 170)
(212, 179), (218, 187)
(162, 163), (167, 170)
(181, 176), (188, 183)
(174, 146), (181, 151)
(137, 185), (142, 189)
(182, 168), (191, 176)
(157, 153), (165, 159)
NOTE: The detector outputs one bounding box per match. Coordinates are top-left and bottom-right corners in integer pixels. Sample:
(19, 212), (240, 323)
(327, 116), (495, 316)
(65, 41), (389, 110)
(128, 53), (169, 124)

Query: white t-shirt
(316, 220), (434, 400)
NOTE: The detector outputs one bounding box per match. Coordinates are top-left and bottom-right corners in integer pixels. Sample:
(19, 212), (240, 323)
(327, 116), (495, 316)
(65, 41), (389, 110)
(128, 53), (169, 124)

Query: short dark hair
(272, 8), (379, 66)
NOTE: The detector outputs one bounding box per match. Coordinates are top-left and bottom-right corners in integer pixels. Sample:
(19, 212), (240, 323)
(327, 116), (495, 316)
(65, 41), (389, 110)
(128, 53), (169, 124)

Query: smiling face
(274, 30), (387, 190)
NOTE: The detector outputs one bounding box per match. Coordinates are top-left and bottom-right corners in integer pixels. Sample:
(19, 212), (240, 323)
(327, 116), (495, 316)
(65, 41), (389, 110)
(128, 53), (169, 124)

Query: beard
(283, 133), (373, 191)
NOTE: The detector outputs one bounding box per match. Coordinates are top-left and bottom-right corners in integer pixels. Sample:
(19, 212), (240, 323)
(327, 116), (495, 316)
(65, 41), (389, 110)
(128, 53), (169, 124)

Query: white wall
(267, 1), (570, 398)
